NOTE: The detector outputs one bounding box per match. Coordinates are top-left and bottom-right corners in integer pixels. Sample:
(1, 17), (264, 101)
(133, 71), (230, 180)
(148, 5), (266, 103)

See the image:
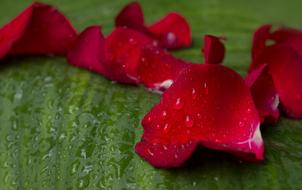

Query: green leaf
(0, 0), (302, 189)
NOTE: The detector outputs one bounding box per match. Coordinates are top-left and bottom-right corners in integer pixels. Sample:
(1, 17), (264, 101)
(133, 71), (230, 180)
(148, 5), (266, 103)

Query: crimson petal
(0, 2), (77, 59)
(202, 35), (225, 64)
(148, 12), (191, 49)
(254, 45), (302, 118)
(115, 2), (147, 32)
(136, 64), (263, 168)
(270, 27), (302, 58)
(245, 64), (280, 124)
(106, 27), (154, 83)
(251, 24), (271, 62)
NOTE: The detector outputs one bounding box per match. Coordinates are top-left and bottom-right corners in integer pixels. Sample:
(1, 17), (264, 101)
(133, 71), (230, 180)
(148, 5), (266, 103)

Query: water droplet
(14, 91), (23, 100)
(166, 32), (176, 44)
(192, 88), (197, 99)
(129, 38), (136, 44)
(152, 40), (158, 47)
(141, 57), (146, 62)
(185, 115), (194, 128)
(163, 123), (170, 133)
(146, 116), (152, 123)
(239, 121), (244, 127)
(163, 145), (168, 150)
(162, 110), (167, 118)
(174, 154), (178, 159)
(174, 98), (184, 110)
(203, 82), (209, 94)
(197, 113), (202, 119)
(147, 148), (154, 156)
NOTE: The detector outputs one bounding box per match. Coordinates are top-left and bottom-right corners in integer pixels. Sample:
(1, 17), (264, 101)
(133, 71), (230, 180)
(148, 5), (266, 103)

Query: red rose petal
(106, 27), (154, 83)
(0, 2), (77, 59)
(67, 26), (112, 77)
(148, 12), (191, 49)
(137, 46), (190, 91)
(255, 45), (302, 118)
(115, 2), (191, 49)
(202, 35), (225, 64)
(245, 64), (280, 124)
(270, 27), (302, 58)
(115, 2), (147, 32)
(136, 64), (263, 168)
(251, 24), (271, 62)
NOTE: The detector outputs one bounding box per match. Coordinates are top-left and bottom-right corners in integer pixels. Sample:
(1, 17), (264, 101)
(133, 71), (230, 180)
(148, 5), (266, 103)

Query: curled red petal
(251, 24), (271, 62)
(136, 64), (263, 168)
(137, 46), (190, 92)
(105, 27), (154, 83)
(245, 64), (280, 124)
(115, 1), (147, 32)
(270, 27), (302, 58)
(255, 45), (302, 118)
(0, 2), (77, 59)
(148, 12), (191, 49)
(67, 26), (112, 77)
(202, 35), (225, 64)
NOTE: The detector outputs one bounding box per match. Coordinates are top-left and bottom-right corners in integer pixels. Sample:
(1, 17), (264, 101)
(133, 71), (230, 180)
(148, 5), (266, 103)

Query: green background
(0, 0), (302, 189)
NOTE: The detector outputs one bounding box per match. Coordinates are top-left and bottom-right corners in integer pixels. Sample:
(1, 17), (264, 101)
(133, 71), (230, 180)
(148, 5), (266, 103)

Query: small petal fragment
(202, 35), (225, 64)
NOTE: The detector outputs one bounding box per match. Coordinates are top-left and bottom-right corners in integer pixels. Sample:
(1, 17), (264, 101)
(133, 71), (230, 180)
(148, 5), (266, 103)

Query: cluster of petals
(1, 2), (301, 169)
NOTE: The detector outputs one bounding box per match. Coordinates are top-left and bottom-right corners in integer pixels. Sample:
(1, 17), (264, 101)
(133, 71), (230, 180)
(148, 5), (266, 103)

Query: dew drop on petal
(162, 110), (167, 118)
(192, 88), (197, 99)
(185, 115), (194, 128)
(203, 82), (209, 95)
(174, 98), (184, 110)
(147, 148), (154, 156)
(163, 123), (170, 133)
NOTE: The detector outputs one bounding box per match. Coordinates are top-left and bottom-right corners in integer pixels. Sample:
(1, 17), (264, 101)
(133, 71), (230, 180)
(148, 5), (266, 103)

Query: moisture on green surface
(0, 0), (302, 189)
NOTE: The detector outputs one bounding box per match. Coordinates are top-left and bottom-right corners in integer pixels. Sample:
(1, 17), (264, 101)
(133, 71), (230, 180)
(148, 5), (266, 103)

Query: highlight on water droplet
(163, 123), (170, 133)
(203, 82), (209, 95)
(147, 148), (154, 156)
(192, 88), (197, 99)
(174, 97), (184, 110)
(185, 115), (194, 128)
(162, 110), (167, 118)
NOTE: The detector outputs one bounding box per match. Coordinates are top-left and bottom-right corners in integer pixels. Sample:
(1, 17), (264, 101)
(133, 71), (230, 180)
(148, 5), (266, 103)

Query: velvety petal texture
(0, 2), (77, 59)
(136, 64), (263, 168)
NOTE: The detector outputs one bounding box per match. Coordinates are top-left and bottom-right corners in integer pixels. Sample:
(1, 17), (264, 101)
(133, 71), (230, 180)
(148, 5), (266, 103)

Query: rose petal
(67, 26), (112, 77)
(115, 2), (147, 32)
(115, 2), (191, 49)
(251, 24), (271, 62)
(245, 64), (280, 124)
(0, 2), (77, 59)
(254, 45), (302, 118)
(106, 27), (153, 83)
(202, 35), (225, 64)
(136, 64), (263, 168)
(137, 46), (189, 92)
(148, 12), (191, 49)
(270, 27), (302, 58)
